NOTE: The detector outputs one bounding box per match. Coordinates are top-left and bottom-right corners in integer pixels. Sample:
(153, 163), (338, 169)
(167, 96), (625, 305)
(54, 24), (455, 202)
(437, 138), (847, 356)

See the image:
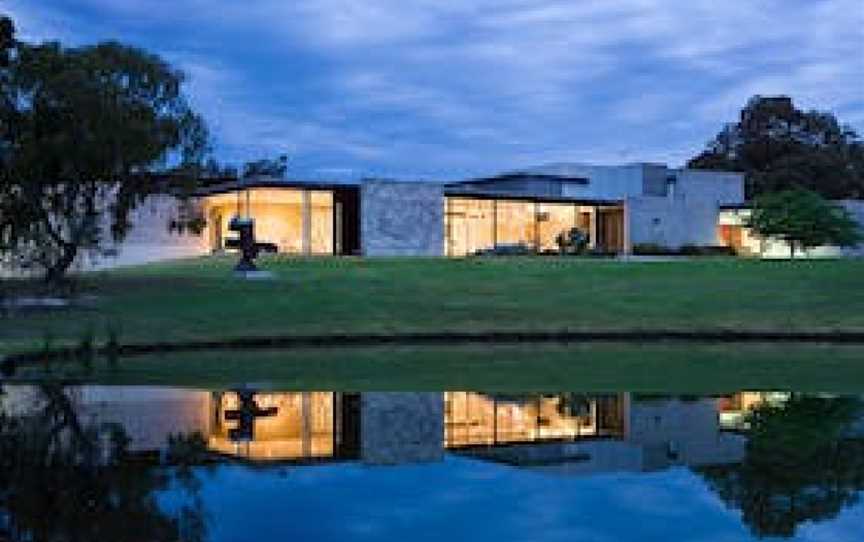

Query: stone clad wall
(360, 180), (445, 256)
(360, 392), (444, 465)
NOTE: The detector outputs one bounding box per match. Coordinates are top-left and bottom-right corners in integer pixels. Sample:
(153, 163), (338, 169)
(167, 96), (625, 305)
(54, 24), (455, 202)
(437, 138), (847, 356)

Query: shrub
(632, 243), (676, 255)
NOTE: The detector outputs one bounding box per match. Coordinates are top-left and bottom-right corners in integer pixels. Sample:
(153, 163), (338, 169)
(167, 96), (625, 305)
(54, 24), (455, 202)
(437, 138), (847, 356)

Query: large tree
(746, 188), (861, 258)
(688, 96), (864, 199)
(0, 16), (209, 282)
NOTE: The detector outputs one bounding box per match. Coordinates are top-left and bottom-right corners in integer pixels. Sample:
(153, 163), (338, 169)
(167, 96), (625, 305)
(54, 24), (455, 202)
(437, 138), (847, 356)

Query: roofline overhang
(719, 203), (754, 210)
(193, 178), (360, 197)
(443, 189), (623, 206)
(450, 172), (590, 187)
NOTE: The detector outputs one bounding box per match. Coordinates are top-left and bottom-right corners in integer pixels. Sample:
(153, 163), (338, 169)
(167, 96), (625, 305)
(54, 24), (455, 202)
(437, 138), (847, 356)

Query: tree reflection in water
(698, 395), (864, 538)
(0, 383), (206, 542)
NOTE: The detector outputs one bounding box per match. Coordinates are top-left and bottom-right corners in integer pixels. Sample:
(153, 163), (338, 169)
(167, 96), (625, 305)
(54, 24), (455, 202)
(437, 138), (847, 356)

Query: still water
(1, 386), (863, 541)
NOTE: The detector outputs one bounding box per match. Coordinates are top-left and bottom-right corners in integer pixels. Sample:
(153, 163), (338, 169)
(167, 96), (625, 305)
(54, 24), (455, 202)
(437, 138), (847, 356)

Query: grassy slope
(17, 344), (864, 392)
(3, 255), (864, 354)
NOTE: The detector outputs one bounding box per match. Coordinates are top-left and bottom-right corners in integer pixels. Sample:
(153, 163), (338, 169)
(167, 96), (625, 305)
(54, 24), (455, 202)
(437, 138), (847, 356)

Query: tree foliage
(0, 383), (206, 541)
(0, 15), (209, 282)
(746, 188), (861, 258)
(688, 96), (864, 199)
(697, 396), (864, 538)
(242, 154), (289, 178)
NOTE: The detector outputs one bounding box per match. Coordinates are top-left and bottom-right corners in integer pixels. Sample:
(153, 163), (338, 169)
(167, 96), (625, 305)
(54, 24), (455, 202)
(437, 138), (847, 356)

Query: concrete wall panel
(627, 196), (719, 249)
(361, 180), (445, 256)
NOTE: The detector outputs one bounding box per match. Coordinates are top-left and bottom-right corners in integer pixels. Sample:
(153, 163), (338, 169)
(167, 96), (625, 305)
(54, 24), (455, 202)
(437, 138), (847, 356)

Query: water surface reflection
(2, 386), (863, 541)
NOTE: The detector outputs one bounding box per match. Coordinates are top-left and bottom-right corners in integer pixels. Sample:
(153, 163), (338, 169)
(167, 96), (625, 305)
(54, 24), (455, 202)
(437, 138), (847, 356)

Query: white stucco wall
(1, 194), (208, 276)
(538, 164), (645, 200)
(628, 398), (746, 469)
(627, 196), (720, 249)
(673, 170), (745, 206)
(840, 200), (864, 257)
(76, 194), (209, 271)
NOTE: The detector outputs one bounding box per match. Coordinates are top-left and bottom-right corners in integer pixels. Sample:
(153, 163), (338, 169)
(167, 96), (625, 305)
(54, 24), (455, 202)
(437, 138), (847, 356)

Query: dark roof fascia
(193, 178), (360, 197)
(719, 203), (754, 210)
(444, 188), (622, 206)
(449, 172), (590, 188)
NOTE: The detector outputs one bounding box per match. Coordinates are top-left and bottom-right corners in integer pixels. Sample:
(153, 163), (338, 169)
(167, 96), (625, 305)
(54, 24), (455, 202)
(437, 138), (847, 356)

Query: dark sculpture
(224, 389), (279, 442)
(225, 216), (278, 273)
(226, 216), (260, 272)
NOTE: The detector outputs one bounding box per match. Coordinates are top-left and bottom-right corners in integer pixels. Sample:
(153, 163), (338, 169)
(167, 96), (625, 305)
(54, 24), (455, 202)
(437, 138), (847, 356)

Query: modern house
(94, 163), (744, 263)
(75, 161), (862, 270)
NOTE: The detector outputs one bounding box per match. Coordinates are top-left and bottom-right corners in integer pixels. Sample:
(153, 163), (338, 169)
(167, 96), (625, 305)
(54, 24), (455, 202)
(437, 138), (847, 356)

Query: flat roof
(194, 176), (359, 196)
(444, 187), (622, 206)
(450, 171), (590, 187)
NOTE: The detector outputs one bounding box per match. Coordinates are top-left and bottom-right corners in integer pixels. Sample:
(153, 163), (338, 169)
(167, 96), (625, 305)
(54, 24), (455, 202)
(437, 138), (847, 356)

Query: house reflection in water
(0, 387), (793, 473)
(209, 391), (361, 462)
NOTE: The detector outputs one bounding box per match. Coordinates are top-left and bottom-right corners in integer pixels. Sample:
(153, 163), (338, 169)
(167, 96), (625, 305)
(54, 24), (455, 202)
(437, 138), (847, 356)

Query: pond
(1, 385), (863, 541)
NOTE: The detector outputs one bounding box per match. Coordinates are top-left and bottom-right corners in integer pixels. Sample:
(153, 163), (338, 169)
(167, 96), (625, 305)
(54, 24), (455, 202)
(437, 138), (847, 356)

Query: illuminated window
(537, 203), (578, 252)
(204, 188), (335, 255)
(495, 200), (536, 247)
(446, 198), (495, 256)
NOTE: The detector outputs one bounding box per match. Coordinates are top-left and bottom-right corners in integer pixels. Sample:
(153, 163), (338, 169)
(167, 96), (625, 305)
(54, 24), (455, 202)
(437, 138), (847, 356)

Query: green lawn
(15, 344), (864, 393)
(2, 255), (864, 355)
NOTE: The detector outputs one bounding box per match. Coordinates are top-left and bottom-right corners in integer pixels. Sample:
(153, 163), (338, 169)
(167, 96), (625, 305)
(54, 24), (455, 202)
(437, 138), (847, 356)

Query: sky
(2, 0), (863, 180)
(160, 460), (864, 542)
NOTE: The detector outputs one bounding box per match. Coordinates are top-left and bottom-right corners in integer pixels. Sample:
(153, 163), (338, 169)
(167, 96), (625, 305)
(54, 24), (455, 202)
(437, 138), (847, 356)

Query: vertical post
(589, 206), (598, 250)
(622, 201), (632, 255)
(302, 392), (311, 459)
(621, 393), (631, 439)
(302, 190), (311, 255)
(492, 199), (498, 248)
(334, 200), (343, 256)
(533, 201), (540, 252)
(492, 398), (498, 445)
(333, 393), (342, 452)
(445, 197), (451, 257)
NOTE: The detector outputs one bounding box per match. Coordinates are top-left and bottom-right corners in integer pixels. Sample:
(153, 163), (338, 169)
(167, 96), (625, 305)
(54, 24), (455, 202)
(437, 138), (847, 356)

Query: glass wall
(445, 198), (495, 257)
(537, 203), (578, 252)
(209, 391), (337, 461)
(495, 200), (536, 247)
(445, 196), (621, 256)
(310, 191), (334, 254)
(204, 188), (335, 255)
(444, 392), (626, 448)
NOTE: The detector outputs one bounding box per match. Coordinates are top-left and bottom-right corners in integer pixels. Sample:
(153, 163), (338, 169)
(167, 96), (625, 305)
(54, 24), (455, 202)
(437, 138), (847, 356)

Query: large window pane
(537, 203), (577, 252)
(205, 189), (335, 255)
(209, 391), (336, 460)
(310, 191), (334, 254)
(445, 198), (494, 256)
(495, 200), (536, 248)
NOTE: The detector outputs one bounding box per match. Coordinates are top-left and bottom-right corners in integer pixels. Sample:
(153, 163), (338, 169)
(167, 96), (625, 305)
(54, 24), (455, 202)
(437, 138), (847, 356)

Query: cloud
(3, 0), (863, 177)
